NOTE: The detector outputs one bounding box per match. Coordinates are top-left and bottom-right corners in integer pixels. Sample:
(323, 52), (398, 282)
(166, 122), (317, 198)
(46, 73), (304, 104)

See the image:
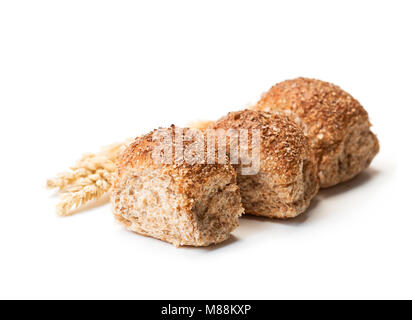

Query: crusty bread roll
(111, 126), (244, 247)
(254, 77), (379, 188)
(209, 110), (319, 219)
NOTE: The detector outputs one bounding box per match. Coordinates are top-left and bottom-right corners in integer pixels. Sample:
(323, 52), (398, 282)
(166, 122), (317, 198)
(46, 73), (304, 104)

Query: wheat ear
(187, 120), (214, 131)
(47, 139), (132, 216)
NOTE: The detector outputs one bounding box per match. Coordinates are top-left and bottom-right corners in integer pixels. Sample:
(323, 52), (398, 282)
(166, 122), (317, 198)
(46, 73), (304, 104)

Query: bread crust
(254, 77), (379, 187)
(210, 109), (319, 218)
(112, 126), (244, 246)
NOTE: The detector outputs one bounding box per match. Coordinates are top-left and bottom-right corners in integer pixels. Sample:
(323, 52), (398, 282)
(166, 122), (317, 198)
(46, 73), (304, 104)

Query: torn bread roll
(254, 77), (379, 188)
(209, 109), (319, 219)
(111, 126), (244, 247)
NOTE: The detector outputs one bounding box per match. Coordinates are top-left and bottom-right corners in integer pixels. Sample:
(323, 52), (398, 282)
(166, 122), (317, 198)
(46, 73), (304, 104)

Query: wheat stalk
(47, 139), (132, 216)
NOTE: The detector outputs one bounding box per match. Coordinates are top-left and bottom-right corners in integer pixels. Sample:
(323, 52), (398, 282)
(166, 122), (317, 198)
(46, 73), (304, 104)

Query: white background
(0, 1), (410, 300)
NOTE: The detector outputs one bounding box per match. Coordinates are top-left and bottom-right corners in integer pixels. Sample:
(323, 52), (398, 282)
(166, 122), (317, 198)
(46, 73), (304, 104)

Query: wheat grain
(46, 168), (89, 191)
(56, 184), (106, 216)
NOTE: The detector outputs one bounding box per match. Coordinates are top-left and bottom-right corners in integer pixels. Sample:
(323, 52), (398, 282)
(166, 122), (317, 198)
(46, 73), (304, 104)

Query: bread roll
(209, 110), (319, 219)
(254, 77), (379, 188)
(111, 126), (244, 247)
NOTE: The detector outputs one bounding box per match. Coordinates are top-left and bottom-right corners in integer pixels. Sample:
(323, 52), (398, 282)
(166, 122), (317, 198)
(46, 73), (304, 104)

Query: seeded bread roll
(254, 77), (379, 188)
(111, 126), (244, 247)
(209, 110), (319, 219)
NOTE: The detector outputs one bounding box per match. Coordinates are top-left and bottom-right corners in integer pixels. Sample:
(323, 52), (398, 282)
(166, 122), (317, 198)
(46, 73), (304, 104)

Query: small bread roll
(210, 110), (319, 219)
(111, 126), (244, 247)
(254, 78), (379, 188)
